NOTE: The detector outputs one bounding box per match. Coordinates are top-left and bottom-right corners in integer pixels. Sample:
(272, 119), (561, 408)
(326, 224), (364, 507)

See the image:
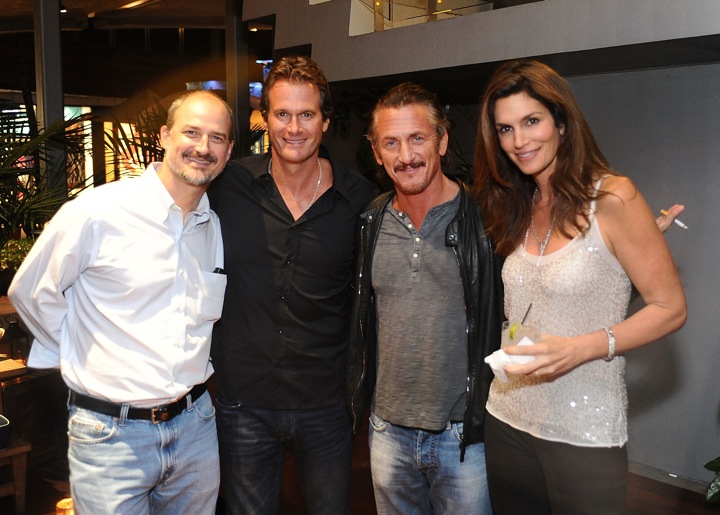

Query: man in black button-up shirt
(208, 56), (375, 515)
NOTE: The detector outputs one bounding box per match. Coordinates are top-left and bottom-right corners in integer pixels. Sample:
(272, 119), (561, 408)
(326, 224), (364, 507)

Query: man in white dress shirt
(8, 90), (233, 514)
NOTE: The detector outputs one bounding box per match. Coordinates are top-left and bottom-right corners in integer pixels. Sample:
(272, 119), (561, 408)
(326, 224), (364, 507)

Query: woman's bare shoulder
(596, 174), (643, 216)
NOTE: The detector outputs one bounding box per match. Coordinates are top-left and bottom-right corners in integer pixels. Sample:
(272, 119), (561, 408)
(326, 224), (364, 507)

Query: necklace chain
(267, 157), (323, 206)
(527, 187), (556, 263)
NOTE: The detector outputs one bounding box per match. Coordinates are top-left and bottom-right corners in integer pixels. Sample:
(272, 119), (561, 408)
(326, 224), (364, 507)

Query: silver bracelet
(603, 327), (616, 362)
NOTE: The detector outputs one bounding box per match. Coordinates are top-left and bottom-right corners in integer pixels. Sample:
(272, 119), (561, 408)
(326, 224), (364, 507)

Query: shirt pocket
(198, 271), (227, 322)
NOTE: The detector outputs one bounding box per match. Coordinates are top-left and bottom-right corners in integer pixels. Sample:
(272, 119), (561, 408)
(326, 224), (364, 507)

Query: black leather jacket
(346, 180), (504, 457)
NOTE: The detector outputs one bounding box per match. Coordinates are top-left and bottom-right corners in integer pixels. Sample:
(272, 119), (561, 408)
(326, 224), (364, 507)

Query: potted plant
(705, 456), (720, 503)
(0, 238), (34, 296)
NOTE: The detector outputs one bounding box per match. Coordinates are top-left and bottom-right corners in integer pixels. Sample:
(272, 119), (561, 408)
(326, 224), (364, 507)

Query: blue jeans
(369, 412), (492, 515)
(216, 400), (352, 515)
(67, 390), (219, 515)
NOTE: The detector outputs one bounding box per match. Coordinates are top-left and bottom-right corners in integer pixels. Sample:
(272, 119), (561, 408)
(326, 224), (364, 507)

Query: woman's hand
(502, 332), (600, 381)
(656, 204), (685, 233)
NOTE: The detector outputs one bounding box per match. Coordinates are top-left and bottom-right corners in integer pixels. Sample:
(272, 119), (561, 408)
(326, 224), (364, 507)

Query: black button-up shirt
(208, 147), (376, 409)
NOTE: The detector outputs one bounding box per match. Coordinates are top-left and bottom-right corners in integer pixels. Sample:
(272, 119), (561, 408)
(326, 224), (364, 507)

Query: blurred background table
(0, 297), (15, 317)
(0, 296), (67, 470)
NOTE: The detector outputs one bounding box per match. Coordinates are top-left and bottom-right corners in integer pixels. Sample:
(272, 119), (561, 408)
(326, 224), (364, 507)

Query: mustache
(394, 161), (426, 172)
(184, 150), (218, 163)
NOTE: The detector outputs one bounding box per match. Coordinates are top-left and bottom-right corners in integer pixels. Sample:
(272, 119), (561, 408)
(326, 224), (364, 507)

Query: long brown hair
(472, 60), (615, 256)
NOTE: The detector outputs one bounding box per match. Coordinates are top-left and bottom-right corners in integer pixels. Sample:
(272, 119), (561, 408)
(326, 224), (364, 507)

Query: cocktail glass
(501, 320), (540, 350)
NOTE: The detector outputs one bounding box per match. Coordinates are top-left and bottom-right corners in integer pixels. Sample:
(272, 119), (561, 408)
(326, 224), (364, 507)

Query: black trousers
(485, 413), (628, 515)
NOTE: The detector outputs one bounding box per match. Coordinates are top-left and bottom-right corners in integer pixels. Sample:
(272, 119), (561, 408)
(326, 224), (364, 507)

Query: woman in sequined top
(472, 60), (687, 514)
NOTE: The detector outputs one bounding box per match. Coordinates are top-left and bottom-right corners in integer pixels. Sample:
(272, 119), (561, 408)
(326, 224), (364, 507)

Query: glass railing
(352, 0), (542, 32)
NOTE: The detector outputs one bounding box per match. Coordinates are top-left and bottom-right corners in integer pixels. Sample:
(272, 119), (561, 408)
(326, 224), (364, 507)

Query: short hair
(260, 56), (333, 121)
(366, 82), (450, 145)
(166, 90), (234, 140)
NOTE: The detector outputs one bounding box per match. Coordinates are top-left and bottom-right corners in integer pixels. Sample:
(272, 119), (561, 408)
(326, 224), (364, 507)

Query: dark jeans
(485, 413), (628, 515)
(216, 400), (352, 515)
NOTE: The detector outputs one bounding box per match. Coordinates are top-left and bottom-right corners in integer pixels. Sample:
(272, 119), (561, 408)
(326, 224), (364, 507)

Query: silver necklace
(268, 157), (323, 205)
(530, 189), (546, 246)
(525, 187), (556, 265)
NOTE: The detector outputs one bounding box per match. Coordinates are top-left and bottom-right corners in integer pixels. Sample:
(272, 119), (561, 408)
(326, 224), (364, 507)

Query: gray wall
(570, 64), (720, 489)
(245, 0), (720, 82)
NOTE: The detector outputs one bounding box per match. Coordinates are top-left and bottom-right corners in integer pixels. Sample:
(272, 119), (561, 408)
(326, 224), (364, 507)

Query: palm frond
(104, 103), (166, 174)
(0, 104), (90, 245)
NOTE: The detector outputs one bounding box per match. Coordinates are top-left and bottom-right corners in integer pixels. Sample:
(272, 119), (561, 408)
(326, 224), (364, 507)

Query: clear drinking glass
(501, 320), (541, 350)
(485, 321), (541, 381)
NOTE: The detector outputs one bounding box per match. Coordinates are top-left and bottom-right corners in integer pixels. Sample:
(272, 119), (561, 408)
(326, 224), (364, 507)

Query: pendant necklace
(268, 157), (323, 205)
(520, 187), (555, 317)
(525, 187), (556, 266)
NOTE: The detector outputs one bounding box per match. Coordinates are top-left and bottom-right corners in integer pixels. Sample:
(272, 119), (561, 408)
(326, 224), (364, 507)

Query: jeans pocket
(451, 421), (464, 442)
(215, 396), (243, 410)
(369, 412), (389, 433)
(192, 392), (216, 421)
(68, 407), (118, 444)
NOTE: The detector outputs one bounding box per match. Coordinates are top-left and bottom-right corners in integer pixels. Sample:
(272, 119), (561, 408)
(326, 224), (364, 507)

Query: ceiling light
(248, 23), (273, 32)
(60, 3), (67, 13)
(119, 0), (161, 9)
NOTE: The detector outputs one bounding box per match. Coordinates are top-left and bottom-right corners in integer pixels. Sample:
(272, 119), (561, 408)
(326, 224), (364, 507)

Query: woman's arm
(505, 176), (687, 379)
(598, 175), (687, 348)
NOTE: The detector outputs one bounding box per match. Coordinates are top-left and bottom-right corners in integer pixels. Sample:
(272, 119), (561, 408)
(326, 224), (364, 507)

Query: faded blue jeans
(215, 400), (353, 515)
(68, 391), (219, 514)
(369, 412), (492, 515)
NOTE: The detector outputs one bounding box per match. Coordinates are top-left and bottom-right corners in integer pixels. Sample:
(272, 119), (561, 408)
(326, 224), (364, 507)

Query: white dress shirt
(9, 164), (226, 407)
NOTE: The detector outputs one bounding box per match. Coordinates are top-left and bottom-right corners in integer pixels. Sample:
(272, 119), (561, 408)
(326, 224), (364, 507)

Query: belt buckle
(150, 407), (171, 424)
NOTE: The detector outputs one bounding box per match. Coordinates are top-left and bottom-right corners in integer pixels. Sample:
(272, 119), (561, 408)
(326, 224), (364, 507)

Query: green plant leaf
(705, 457), (720, 472)
(0, 102), (92, 245)
(707, 475), (720, 503)
(104, 102), (167, 175)
(0, 238), (35, 270)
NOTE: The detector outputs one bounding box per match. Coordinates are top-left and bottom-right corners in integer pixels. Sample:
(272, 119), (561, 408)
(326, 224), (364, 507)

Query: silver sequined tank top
(486, 183), (632, 447)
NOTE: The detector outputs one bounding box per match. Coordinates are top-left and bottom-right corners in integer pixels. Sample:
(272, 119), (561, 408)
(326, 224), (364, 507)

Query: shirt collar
(145, 163), (211, 226)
